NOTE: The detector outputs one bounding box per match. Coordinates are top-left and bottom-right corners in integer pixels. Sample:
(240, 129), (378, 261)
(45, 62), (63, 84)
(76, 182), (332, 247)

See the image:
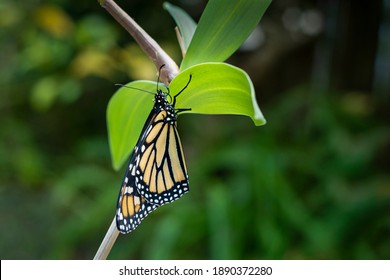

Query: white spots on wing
(124, 186), (134, 194)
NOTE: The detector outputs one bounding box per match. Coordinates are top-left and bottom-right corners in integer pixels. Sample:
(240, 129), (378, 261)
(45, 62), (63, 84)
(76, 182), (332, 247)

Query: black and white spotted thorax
(153, 90), (177, 124)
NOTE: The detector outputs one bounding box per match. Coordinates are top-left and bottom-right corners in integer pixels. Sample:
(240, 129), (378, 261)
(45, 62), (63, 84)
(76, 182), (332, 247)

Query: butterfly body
(116, 85), (190, 234)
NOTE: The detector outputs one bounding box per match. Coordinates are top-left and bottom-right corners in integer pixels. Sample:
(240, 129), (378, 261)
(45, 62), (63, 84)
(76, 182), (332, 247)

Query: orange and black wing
(115, 108), (189, 233)
(132, 109), (189, 205)
(116, 176), (158, 233)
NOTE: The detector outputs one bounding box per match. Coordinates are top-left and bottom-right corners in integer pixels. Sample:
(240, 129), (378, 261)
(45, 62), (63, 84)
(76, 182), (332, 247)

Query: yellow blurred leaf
(71, 49), (116, 79)
(34, 5), (73, 38)
(118, 44), (156, 80)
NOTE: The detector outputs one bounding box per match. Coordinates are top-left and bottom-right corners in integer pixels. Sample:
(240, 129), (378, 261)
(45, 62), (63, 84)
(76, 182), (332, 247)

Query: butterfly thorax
(154, 90), (176, 124)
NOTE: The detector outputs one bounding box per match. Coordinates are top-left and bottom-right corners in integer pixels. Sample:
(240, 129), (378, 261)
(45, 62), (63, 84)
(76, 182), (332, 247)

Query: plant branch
(94, 217), (119, 260)
(99, 0), (179, 85)
(95, 0), (179, 260)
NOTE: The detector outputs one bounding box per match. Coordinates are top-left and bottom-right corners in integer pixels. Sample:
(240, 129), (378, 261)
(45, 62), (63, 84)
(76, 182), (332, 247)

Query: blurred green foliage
(0, 0), (389, 259)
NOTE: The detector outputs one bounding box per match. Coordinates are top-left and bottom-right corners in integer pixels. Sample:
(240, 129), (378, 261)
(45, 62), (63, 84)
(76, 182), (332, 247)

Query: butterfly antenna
(173, 74), (192, 107)
(157, 64), (166, 92)
(115, 84), (154, 95)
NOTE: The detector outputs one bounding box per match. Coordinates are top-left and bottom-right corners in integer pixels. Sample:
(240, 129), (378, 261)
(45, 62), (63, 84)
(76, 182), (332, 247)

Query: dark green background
(1, 0), (389, 259)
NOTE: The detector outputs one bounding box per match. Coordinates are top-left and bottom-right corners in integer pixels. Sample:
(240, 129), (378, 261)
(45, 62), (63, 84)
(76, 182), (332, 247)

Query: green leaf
(181, 0), (272, 70)
(170, 62), (266, 126)
(163, 2), (197, 52)
(107, 64), (266, 170)
(106, 81), (157, 170)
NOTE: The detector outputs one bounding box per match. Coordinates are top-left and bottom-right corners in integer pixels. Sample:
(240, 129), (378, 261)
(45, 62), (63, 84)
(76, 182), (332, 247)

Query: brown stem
(94, 0), (180, 260)
(93, 217), (119, 260)
(99, 0), (179, 85)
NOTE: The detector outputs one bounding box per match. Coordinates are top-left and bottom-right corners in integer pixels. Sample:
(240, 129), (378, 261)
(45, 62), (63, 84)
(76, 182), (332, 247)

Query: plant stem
(94, 217), (119, 260)
(99, 0), (179, 85)
(95, 0), (179, 259)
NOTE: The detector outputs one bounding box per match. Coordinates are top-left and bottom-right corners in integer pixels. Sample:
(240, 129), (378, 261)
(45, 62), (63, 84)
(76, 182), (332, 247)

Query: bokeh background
(1, 0), (389, 259)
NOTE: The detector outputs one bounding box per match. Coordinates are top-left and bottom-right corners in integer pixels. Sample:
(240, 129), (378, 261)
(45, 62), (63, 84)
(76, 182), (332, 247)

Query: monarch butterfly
(116, 69), (192, 234)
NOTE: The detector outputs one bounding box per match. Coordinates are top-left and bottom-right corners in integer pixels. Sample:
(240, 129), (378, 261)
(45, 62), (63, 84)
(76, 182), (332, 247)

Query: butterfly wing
(133, 109), (189, 205)
(115, 110), (161, 234)
(115, 97), (189, 233)
(116, 174), (158, 233)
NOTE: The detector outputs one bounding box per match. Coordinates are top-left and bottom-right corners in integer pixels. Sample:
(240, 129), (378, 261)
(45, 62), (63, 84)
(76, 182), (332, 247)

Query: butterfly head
(154, 89), (170, 106)
(154, 73), (192, 119)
